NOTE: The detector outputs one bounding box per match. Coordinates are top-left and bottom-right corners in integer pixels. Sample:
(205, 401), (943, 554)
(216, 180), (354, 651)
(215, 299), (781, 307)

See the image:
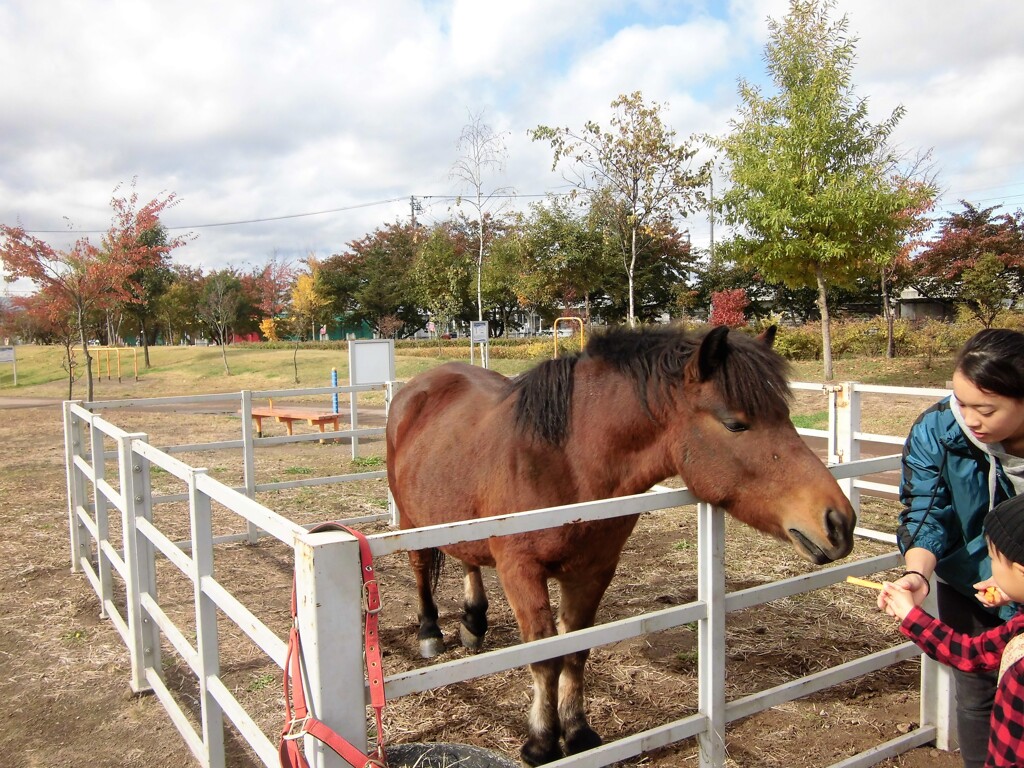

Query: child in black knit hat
(881, 494), (1024, 768)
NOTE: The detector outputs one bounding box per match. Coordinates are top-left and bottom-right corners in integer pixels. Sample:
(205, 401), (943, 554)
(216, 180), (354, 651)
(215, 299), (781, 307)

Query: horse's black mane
(509, 325), (792, 446)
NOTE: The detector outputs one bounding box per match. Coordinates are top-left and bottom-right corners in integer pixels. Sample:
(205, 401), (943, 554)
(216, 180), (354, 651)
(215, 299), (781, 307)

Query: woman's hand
(973, 578), (1009, 607)
(880, 583), (916, 621)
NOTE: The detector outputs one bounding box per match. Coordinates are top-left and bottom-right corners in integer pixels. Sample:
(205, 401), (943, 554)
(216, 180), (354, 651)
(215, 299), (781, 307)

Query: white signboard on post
(349, 339), (395, 385)
(469, 321), (490, 369)
(347, 340), (395, 458)
(470, 321), (488, 343)
(0, 345), (16, 386)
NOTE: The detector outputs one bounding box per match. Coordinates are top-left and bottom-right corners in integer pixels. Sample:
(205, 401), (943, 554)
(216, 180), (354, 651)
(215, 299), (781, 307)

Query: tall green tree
(480, 215), (527, 336)
(317, 253), (360, 333)
(590, 196), (696, 323)
(333, 222), (424, 337)
(523, 197), (613, 324)
(532, 91), (708, 326)
(485, 212), (558, 331)
(961, 253), (1016, 327)
(155, 265), (204, 345)
(411, 222), (473, 342)
(713, 0), (935, 379)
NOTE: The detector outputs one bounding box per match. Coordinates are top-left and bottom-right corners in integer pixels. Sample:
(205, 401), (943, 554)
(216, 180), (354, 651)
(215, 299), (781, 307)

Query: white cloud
(1, 0), (1022, 288)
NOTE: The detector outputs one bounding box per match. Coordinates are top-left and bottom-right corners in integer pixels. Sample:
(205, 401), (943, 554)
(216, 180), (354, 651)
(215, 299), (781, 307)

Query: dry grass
(0, 346), (963, 768)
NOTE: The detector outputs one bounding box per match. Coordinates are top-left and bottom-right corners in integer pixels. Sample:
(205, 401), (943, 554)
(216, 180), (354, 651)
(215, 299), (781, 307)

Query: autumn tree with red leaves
(912, 200), (1024, 325)
(17, 288), (81, 397)
(0, 229), (134, 401)
(252, 252), (295, 340)
(1, 181), (188, 397)
(709, 288), (750, 328)
(106, 179), (190, 368)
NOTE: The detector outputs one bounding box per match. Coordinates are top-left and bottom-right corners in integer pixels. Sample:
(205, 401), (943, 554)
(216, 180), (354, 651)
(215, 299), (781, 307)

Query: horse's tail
(427, 547), (445, 594)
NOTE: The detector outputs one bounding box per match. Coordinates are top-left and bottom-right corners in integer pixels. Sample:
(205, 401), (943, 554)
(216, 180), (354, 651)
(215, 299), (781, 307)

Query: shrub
(709, 289), (749, 328)
(831, 318), (914, 358)
(774, 325), (822, 360)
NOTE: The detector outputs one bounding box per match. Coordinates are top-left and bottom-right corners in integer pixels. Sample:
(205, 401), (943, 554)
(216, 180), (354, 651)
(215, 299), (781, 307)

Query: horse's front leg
(408, 548), (445, 658)
(459, 564), (489, 652)
(498, 559), (563, 766)
(555, 566), (618, 755)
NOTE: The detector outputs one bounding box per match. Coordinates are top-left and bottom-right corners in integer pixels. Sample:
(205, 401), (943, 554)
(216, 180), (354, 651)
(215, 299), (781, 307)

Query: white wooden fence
(63, 381), (956, 768)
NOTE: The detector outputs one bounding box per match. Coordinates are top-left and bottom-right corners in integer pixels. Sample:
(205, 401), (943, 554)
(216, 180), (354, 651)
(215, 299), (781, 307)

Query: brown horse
(385, 325), (854, 765)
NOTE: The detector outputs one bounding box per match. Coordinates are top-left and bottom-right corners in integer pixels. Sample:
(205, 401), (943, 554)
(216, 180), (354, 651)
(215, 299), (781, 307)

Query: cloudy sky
(2, 0), (1023, 296)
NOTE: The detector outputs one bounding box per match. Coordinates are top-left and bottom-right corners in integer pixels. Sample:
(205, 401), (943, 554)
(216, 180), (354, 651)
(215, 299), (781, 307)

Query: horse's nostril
(826, 507), (851, 547)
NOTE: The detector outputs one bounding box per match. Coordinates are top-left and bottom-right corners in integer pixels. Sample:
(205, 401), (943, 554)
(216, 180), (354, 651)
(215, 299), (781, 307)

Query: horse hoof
(419, 636), (445, 658)
(520, 739), (563, 766)
(459, 623), (485, 653)
(564, 726), (602, 755)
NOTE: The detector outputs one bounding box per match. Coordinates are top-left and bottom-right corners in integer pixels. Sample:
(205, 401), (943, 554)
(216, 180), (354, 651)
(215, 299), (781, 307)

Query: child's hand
(880, 583), (916, 621)
(973, 579), (1008, 607)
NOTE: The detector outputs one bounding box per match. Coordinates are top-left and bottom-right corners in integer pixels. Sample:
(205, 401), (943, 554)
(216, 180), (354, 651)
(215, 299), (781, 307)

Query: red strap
(280, 523), (387, 768)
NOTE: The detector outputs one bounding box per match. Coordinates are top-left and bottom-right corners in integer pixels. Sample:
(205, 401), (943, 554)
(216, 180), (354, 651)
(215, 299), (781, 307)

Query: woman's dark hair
(955, 328), (1024, 398)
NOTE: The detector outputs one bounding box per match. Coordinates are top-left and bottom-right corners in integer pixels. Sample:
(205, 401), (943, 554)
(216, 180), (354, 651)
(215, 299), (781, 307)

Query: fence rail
(64, 380), (956, 768)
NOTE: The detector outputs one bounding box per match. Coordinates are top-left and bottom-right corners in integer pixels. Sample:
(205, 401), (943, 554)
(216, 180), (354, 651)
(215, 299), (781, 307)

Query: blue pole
(331, 368), (339, 414)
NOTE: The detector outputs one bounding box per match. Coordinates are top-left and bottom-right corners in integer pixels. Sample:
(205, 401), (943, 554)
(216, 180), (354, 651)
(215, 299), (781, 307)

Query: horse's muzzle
(788, 507), (855, 564)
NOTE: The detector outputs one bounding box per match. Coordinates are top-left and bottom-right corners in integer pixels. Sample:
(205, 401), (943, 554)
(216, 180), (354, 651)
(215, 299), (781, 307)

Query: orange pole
(552, 317), (585, 358)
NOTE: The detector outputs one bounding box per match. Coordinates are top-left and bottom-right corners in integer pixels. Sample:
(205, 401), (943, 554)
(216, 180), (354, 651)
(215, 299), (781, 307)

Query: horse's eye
(723, 420), (749, 433)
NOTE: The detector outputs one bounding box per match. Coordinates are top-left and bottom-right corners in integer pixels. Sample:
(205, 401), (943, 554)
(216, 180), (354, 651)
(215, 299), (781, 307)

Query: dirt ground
(0, 391), (965, 768)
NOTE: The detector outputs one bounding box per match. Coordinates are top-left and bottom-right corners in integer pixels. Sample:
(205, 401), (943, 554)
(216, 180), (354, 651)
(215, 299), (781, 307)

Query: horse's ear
(694, 325), (730, 382)
(757, 325), (778, 348)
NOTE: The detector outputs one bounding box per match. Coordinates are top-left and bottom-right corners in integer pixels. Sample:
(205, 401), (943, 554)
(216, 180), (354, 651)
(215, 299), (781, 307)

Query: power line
(19, 192), (566, 236)
(932, 191), (1024, 216)
(172, 196), (410, 230)
(20, 196), (409, 235)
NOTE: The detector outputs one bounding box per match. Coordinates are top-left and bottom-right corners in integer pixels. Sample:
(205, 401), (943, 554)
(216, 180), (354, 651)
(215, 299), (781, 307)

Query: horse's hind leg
(409, 548), (445, 658)
(459, 564), (489, 652)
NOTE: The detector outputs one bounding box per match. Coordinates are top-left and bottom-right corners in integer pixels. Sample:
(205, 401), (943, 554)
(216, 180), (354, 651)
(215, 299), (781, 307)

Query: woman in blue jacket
(883, 328), (1024, 768)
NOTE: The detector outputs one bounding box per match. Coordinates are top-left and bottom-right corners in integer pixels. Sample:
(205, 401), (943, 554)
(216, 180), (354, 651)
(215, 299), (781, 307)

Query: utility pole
(709, 175), (715, 262)
(410, 195), (423, 242)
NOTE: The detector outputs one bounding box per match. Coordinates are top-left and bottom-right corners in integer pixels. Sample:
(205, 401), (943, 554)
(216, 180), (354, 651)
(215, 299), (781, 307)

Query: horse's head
(671, 326), (855, 564)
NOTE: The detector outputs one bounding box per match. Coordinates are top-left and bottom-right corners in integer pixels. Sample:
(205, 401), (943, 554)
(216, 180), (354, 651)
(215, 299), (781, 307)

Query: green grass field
(0, 339), (959, 404)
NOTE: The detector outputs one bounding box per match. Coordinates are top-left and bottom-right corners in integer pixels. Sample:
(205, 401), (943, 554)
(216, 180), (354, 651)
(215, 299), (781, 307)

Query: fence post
(240, 390), (259, 543)
(63, 401), (89, 572)
(349, 384), (361, 461)
(919, 579), (958, 752)
(827, 382), (861, 514)
(118, 431), (160, 694)
(385, 381), (402, 527)
(697, 501), (726, 767)
(294, 528), (368, 768)
(90, 415), (113, 618)
(188, 467), (227, 768)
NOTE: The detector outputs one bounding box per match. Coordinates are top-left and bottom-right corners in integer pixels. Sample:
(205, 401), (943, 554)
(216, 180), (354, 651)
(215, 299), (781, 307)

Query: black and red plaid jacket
(901, 606), (1024, 767)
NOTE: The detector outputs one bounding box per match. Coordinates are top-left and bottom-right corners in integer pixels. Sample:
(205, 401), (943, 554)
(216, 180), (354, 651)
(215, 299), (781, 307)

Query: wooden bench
(246, 406), (341, 439)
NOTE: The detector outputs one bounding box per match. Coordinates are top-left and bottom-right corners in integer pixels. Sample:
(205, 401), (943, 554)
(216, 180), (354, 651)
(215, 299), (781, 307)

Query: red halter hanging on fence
(280, 523), (388, 768)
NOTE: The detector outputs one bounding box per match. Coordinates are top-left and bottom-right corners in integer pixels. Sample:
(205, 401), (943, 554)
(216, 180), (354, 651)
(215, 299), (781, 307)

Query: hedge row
(770, 310), (1024, 361)
(239, 311), (1024, 363)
